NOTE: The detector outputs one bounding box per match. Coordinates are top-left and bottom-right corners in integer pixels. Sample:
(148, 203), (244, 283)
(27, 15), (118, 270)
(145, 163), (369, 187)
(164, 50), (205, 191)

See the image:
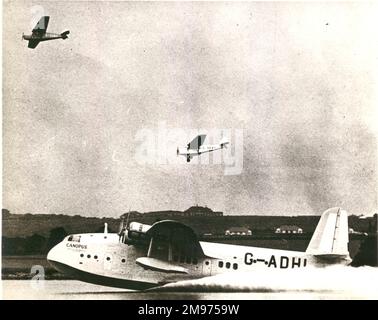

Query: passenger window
(233, 263), (238, 270)
(226, 262), (231, 269)
(205, 261), (210, 266)
(218, 261), (224, 268)
(87, 254), (91, 258)
(121, 259), (126, 263)
(94, 255), (98, 259)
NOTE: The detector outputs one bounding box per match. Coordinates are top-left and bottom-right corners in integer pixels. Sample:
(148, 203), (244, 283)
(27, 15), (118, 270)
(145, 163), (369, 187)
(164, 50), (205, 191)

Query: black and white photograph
(2, 0), (378, 302)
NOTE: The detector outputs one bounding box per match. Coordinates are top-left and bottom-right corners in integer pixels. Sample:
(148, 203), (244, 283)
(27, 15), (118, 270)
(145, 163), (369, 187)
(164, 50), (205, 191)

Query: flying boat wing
(135, 220), (210, 274)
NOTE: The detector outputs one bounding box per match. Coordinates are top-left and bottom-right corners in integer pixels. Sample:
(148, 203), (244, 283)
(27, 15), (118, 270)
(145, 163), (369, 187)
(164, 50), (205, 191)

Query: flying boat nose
(47, 242), (70, 274)
(47, 245), (58, 262)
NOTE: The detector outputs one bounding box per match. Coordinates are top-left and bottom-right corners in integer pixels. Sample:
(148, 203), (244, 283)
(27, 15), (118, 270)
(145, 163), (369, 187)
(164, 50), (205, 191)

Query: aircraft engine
(121, 222), (151, 245)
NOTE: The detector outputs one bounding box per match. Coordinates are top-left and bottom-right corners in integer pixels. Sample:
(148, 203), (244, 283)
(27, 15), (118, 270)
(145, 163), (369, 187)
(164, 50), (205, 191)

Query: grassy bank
(2, 255), (72, 280)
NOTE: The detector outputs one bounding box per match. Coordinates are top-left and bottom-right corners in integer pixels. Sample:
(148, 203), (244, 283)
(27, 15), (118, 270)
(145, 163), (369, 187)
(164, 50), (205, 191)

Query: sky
(3, 1), (378, 217)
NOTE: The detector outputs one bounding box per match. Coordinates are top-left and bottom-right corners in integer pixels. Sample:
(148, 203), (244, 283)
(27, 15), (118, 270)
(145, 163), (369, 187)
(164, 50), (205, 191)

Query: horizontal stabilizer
(313, 254), (351, 263)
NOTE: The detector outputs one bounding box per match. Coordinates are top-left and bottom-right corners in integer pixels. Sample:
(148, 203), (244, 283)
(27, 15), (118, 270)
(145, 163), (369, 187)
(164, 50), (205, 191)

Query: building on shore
(275, 225), (303, 234)
(225, 227), (252, 236)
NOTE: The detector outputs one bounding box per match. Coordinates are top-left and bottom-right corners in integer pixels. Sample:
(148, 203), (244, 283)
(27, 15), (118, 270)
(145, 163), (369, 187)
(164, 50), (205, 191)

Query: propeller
(118, 219), (124, 235)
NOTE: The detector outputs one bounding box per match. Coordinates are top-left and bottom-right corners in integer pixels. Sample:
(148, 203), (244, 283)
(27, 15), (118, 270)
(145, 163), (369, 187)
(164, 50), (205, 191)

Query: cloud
(3, 2), (377, 216)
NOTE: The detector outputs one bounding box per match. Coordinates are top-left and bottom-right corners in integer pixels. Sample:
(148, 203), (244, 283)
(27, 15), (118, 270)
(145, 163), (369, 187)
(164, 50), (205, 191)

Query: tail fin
(306, 207), (350, 262)
(61, 30), (70, 39)
(220, 137), (229, 149)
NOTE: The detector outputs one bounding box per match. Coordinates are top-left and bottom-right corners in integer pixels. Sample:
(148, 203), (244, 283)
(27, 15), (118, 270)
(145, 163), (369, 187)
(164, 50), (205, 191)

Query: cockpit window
(67, 235), (81, 242)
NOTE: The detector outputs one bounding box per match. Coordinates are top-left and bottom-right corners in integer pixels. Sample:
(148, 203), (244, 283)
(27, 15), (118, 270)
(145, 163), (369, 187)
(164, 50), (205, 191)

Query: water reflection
(3, 266), (378, 300)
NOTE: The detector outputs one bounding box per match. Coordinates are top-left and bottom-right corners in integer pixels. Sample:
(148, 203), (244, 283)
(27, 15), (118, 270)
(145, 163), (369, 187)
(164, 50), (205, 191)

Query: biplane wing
(187, 134), (206, 150)
(32, 16), (50, 36)
(28, 39), (40, 49)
